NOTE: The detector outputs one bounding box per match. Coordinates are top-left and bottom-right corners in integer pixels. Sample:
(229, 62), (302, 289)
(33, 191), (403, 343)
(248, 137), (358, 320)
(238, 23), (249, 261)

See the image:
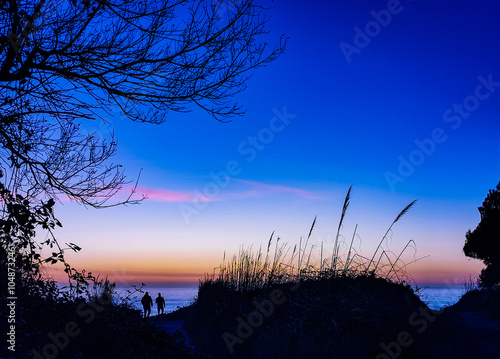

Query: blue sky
(51, 0), (499, 286)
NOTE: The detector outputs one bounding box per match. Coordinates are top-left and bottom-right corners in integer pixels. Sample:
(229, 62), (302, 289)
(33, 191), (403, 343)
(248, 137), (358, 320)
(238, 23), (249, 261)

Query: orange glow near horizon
(407, 262), (485, 286)
(45, 251), (486, 289)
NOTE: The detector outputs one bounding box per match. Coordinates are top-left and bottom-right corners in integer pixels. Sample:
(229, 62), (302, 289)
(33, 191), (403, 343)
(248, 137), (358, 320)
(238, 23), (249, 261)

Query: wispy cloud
(234, 179), (325, 200)
(132, 180), (325, 204)
(135, 186), (213, 203)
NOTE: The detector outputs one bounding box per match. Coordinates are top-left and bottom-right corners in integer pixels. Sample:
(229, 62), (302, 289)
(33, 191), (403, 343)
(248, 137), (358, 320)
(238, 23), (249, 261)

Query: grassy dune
(182, 191), (431, 358)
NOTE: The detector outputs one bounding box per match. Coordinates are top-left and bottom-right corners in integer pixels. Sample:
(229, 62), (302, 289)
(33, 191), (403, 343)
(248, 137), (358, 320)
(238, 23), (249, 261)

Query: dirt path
(148, 306), (196, 351)
(154, 319), (192, 345)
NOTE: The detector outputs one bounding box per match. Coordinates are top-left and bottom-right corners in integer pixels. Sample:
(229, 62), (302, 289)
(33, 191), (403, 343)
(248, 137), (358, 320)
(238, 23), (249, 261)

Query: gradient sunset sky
(47, 0), (500, 288)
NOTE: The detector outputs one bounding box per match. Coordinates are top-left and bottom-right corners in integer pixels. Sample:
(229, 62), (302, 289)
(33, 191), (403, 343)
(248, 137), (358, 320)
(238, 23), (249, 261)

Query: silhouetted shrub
(463, 182), (500, 288)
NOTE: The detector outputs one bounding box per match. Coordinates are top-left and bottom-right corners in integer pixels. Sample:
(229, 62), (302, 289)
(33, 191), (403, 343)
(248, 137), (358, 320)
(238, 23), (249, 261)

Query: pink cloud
(134, 186), (213, 203)
(233, 180), (324, 200)
(123, 180), (324, 204)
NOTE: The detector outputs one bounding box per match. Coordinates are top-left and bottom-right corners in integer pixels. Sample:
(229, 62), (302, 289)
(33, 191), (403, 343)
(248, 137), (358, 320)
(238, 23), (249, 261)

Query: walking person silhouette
(156, 293), (166, 315)
(141, 292), (153, 318)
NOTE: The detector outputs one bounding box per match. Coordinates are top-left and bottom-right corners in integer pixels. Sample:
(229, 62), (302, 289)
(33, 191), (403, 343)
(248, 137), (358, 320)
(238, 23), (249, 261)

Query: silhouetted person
(141, 292), (153, 318)
(156, 293), (166, 315)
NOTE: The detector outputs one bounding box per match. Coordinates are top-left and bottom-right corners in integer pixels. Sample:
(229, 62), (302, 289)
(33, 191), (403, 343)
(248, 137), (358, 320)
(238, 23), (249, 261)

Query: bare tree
(0, 0), (285, 206)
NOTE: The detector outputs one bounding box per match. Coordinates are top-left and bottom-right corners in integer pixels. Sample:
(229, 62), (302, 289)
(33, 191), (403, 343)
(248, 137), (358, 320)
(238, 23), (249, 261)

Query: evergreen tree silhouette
(463, 182), (500, 288)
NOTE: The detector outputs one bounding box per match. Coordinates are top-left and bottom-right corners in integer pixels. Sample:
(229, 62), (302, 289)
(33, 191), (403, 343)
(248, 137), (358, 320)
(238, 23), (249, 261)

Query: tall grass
(365, 199), (417, 275)
(463, 274), (479, 293)
(202, 187), (423, 293)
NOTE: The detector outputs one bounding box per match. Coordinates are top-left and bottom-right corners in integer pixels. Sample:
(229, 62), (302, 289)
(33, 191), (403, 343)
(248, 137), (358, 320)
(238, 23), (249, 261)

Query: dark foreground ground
(150, 286), (500, 359)
(4, 280), (498, 358)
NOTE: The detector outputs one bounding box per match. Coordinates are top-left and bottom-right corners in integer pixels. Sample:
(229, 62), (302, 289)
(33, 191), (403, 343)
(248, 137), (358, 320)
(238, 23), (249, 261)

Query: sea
(415, 285), (467, 310)
(115, 287), (198, 316)
(115, 285), (467, 314)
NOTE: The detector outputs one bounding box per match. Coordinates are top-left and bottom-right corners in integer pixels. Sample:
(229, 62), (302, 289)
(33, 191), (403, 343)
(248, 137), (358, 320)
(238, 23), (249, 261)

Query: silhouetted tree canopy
(0, 0), (285, 294)
(463, 182), (500, 288)
(0, 0), (285, 206)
